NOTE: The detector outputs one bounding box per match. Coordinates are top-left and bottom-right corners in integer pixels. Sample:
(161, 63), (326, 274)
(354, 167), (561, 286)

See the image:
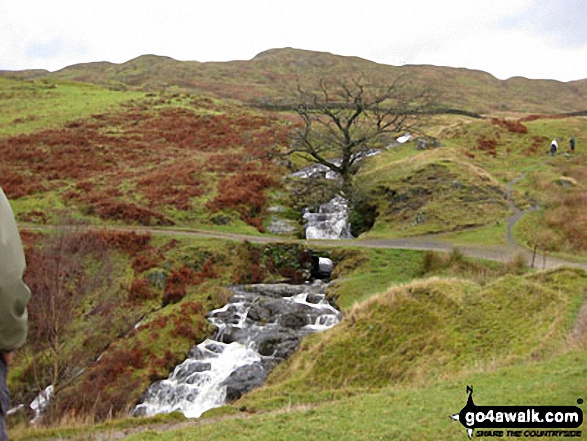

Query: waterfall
(303, 195), (353, 240)
(133, 280), (341, 418)
(293, 134), (413, 240)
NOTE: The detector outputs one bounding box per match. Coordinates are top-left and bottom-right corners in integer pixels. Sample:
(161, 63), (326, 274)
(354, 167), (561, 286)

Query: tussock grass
(238, 268), (587, 412)
(358, 148), (509, 238)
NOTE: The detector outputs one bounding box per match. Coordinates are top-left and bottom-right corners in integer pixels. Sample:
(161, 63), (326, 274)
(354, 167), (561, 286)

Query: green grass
(15, 350), (587, 440)
(358, 147), (509, 238)
(9, 247), (586, 440)
(236, 268), (586, 411)
(110, 351), (586, 441)
(329, 248), (424, 309)
(0, 76), (144, 136)
(431, 222), (508, 246)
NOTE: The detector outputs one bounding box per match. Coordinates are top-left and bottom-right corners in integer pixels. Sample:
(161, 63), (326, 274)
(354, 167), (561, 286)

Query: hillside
(1, 51), (587, 440)
(2, 48), (587, 114)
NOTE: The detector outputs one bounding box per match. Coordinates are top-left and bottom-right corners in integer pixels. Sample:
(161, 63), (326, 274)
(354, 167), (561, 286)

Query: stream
(133, 278), (341, 418)
(296, 135), (411, 240)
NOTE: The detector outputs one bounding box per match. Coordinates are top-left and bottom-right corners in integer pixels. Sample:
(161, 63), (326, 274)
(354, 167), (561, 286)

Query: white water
(293, 148), (390, 240)
(134, 340), (261, 418)
(303, 195), (353, 240)
(30, 385), (53, 424)
(134, 283), (340, 418)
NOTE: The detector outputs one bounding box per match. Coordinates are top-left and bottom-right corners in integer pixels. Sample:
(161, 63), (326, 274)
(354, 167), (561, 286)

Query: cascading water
(133, 280), (340, 418)
(303, 195), (353, 240)
(293, 135), (411, 240)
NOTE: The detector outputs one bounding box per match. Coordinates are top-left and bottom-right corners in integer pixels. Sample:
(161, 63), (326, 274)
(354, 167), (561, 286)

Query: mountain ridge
(2, 47), (586, 113)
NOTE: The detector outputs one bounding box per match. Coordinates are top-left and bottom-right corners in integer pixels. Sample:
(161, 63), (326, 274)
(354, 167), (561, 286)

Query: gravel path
(24, 220), (587, 271)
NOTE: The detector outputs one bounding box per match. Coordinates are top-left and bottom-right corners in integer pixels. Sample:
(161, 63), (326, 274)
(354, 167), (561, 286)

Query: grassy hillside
(0, 76), (145, 136)
(434, 114), (587, 257)
(358, 148), (509, 238)
(2, 49), (587, 440)
(238, 267), (585, 409)
(12, 260), (586, 440)
(334, 112), (587, 260)
(3, 48), (587, 114)
(1, 75), (585, 253)
(0, 79), (292, 233)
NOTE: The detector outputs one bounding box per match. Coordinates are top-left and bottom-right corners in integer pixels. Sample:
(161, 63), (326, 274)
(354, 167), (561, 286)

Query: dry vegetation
(1, 103), (290, 229)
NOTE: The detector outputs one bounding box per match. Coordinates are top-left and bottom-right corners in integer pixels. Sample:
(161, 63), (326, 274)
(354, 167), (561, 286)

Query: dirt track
(112, 224), (587, 271)
(23, 222), (587, 271)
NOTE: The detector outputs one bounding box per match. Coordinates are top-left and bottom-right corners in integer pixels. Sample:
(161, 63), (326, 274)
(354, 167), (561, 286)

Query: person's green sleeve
(0, 188), (31, 352)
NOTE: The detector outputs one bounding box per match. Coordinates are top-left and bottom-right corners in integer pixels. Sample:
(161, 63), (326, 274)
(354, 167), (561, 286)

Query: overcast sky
(1, 0), (586, 82)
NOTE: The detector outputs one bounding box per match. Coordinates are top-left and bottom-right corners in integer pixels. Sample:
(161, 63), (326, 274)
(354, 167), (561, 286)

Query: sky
(1, 0), (586, 82)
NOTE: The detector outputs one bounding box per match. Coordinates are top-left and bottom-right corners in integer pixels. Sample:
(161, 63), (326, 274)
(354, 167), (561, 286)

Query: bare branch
(287, 75), (436, 198)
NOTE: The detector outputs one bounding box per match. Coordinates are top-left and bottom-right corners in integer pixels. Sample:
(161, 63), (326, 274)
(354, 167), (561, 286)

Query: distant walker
(550, 139), (558, 156)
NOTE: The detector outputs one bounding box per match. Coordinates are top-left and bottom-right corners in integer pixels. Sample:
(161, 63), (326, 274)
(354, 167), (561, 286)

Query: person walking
(0, 188), (31, 441)
(550, 139), (558, 156)
(570, 136), (576, 152)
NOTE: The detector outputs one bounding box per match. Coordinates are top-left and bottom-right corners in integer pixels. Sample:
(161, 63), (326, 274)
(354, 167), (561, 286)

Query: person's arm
(0, 188), (31, 354)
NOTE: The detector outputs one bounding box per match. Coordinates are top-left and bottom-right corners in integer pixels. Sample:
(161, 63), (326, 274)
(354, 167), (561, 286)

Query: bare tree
(24, 222), (115, 419)
(287, 76), (435, 199)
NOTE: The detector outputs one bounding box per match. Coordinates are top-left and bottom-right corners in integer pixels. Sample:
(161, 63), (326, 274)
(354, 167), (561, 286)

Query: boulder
(220, 363), (267, 401)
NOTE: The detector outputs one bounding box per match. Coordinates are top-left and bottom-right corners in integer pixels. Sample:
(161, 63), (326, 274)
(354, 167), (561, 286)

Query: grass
(329, 248), (424, 309)
(15, 352), (587, 440)
(114, 351), (587, 441)
(513, 210), (587, 264)
(432, 114), (587, 257)
(234, 267), (586, 412)
(0, 76), (145, 136)
(14, 262), (587, 441)
(8, 243), (586, 440)
(22, 48), (587, 115)
(431, 222), (508, 246)
(358, 147), (509, 238)
(1, 92), (291, 232)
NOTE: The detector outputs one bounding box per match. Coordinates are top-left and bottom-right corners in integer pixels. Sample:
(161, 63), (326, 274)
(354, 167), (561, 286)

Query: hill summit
(1, 47), (587, 113)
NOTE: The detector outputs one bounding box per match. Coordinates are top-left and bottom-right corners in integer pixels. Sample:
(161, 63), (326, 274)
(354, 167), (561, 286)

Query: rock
(217, 326), (250, 344)
(267, 217), (297, 235)
(415, 136), (440, 150)
(202, 342), (225, 354)
(240, 284), (307, 298)
(411, 211), (426, 226)
(306, 293), (323, 304)
(210, 214), (231, 225)
(220, 363), (267, 401)
(279, 311), (311, 329)
(174, 361), (212, 381)
(252, 328), (301, 358)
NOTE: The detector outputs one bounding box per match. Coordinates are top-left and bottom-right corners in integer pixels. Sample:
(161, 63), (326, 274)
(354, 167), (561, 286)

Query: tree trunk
(340, 172), (353, 201)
